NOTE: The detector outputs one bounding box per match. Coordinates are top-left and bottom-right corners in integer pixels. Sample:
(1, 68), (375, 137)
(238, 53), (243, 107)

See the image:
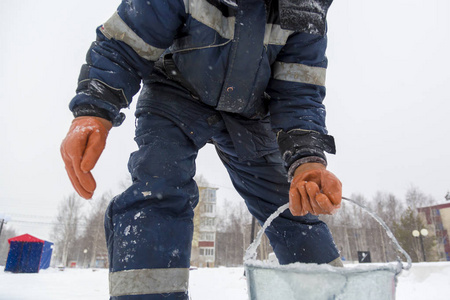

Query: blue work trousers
(104, 113), (339, 300)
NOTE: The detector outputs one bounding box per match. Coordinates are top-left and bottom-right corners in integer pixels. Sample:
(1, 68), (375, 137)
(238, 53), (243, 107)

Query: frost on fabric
(141, 191), (152, 197)
(134, 211), (146, 220)
(124, 225), (131, 236)
(281, 0), (330, 15)
(279, 0), (332, 35)
(172, 249), (181, 258)
(72, 125), (96, 134)
(123, 225), (139, 236)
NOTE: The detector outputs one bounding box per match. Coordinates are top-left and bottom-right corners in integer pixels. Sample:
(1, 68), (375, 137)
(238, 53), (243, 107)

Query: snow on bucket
(244, 198), (412, 300)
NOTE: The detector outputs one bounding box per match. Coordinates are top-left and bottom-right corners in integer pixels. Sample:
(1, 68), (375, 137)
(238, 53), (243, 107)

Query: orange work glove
(60, 116), (112, 199)
(289, 163), (342, 216)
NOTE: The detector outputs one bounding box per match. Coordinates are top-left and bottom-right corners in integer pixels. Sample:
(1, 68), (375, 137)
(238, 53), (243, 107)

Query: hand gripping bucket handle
(244, 197), (412, 273)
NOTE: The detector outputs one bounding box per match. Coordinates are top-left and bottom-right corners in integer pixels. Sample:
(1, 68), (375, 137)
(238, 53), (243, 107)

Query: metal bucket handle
(244, 197), (412, 273)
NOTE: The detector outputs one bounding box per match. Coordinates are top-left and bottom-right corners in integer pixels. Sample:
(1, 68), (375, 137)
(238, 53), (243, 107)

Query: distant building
(418, 202), (450, 261)
(191, 186), (217, 267)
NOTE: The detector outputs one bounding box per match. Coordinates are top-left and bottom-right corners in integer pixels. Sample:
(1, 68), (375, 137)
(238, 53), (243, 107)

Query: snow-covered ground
(0, 262), (449, 299)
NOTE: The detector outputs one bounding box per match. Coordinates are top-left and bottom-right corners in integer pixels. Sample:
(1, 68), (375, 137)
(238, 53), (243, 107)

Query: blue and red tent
(4, 234), (53, 273)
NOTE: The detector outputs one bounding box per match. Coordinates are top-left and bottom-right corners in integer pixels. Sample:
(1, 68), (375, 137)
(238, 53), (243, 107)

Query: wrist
(73, 116), (113, 131)
(287, 156), (327, 182)
(293, 162), (326, 177)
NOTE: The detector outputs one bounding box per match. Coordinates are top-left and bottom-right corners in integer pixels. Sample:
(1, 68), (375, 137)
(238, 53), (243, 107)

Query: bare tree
(190, 175), (209, 265)
(59, 191), (113, 268)
(215, 199), (254, 266)
(51, 193), (84, 266)
(321, 193), (368, 262)
(406, 185), (436, 211)
(370, 192), (406, 261)
(322, 192), (408, 263)
(84, 192), (111, 268)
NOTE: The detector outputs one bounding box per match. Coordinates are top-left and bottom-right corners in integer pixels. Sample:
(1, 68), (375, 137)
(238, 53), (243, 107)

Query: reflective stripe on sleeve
(272, 61), (326, 86)
(100, 11), (166, 61)
(109, 268), (189, 296)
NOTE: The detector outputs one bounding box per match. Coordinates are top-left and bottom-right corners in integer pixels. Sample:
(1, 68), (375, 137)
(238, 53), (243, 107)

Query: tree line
(50, 193), (110, 268)
(215, 185), (443, 266)
(320, 186), (439, 263)
(19, 183), (442, 268)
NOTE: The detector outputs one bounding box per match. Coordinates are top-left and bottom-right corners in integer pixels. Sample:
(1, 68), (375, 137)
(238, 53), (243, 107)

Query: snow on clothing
(105, 113), (339, 299)
(70, 0), (336, 165)
(69, 0), (339, 298)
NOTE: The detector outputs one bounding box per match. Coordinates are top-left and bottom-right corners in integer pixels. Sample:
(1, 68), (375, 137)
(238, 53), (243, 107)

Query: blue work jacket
(69, 0), (336, 166)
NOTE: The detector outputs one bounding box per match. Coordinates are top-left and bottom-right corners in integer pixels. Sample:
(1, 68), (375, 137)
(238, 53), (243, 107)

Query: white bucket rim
(244, 259), (402, 275)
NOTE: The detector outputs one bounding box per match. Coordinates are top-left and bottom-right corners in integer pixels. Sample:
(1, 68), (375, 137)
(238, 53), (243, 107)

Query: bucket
(244, 198), (412, 300)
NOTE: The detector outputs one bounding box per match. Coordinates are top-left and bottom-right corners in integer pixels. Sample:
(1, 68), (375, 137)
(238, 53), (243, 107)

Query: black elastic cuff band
(72, 104), (113, 122)
(277, 129), (336, 167)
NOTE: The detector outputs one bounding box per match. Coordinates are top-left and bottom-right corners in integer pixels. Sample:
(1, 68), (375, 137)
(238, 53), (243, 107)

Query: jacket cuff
(277, 129), (336, 168)
(287, 156), (327, 182)
(72, 104), (125, 127)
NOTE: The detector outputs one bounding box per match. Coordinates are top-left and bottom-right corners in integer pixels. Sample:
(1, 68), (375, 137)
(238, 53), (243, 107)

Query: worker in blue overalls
(61, 0), (343, 299)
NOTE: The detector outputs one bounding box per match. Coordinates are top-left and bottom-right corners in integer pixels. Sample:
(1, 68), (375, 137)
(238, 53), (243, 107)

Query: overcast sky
(1, 0), (449, 241)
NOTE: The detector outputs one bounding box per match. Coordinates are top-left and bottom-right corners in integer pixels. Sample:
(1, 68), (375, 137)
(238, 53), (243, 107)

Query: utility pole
(0, 215), (11, 239)
(0, 219), (5, 237)
(250, 217), (256, 243)
(0, 215), (11, 252)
